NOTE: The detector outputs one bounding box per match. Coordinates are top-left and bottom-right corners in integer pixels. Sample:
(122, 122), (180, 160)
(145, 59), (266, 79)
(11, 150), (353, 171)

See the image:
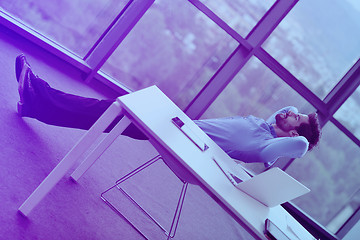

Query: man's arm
(260, 136), (309, 165)
(266, 106), (298, 124)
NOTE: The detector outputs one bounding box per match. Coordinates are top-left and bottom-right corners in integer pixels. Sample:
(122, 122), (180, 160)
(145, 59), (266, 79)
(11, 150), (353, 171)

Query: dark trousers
(24, 74), (148, 140)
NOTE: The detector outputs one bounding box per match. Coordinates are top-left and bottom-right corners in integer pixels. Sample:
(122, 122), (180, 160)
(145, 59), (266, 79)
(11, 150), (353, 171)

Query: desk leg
(70, 116), (132, 181)
(18, 102), (122, 216)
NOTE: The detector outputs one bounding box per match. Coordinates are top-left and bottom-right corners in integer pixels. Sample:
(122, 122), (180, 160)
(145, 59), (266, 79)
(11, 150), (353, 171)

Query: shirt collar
(269, 124), (277, 138)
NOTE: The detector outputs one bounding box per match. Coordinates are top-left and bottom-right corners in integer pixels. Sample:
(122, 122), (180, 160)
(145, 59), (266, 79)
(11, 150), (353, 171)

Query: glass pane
(198, 0), (275, 37)
(287, 122), (360, 233)
(101, 0), (237, 109)
(201, 56), (315, 173)
(334, 87), (360, 139)
(0, 0), (129, 57)
(201, 57), (314, 120)
(263, 0), (360, 98)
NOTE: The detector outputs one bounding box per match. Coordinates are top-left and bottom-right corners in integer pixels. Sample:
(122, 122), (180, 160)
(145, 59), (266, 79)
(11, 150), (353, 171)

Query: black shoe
(15, 54), (31, 82)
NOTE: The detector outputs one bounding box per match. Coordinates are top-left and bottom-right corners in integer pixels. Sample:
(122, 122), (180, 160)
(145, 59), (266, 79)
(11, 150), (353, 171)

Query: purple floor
(0, 25), (255, 239)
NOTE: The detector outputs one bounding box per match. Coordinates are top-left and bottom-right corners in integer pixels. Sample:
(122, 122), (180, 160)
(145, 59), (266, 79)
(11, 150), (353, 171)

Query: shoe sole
(18, 68), (30, 105)
(15, 54), (32, 82)
(15, 54), (25, 82)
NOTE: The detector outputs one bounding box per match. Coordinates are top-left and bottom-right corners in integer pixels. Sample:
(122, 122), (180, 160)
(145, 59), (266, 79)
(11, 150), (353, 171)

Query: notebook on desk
(212, 157), (310, 207)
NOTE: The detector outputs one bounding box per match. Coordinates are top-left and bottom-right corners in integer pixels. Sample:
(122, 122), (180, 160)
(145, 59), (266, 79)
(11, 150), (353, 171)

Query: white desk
(19, 86), (314, 240)
(115, 86), (315, 240)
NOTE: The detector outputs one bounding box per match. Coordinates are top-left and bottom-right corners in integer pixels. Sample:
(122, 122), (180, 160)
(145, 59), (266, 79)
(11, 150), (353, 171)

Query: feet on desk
(16, 54), (35, 117)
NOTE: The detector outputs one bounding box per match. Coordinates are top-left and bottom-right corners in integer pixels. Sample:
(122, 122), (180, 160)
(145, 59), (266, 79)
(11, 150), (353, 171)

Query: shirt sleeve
(260, 136), (309, 164)
(266, 106), (299, 124)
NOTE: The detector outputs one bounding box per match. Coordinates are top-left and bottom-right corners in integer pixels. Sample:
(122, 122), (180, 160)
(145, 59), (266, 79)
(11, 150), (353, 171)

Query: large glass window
(334, 87), (360, 140)
(0, 0), (129, 57)
(198, 0), (275, 37)
(287, 122), (360, 234)
(101, 0), (237, 109)
(263, 0), (360, 98)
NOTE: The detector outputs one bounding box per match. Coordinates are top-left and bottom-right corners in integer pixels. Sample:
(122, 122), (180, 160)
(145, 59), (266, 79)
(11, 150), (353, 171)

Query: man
(15, 54), (321, 167)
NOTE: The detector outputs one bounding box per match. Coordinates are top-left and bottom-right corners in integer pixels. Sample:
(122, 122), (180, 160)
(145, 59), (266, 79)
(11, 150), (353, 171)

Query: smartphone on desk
(171, 117), (209, 151)
(265, 219), (291, 240)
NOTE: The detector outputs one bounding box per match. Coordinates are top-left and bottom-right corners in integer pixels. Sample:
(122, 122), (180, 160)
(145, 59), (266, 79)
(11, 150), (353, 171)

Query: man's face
(275, 111), (310, 132)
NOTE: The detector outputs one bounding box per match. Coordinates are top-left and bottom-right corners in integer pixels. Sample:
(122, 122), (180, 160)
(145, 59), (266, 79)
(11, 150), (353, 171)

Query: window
(0, 0), (130, 57)
(198, 0), (275, 37)
(201, 57), (314, 120)
(334, 87), (360, 140)
(287, 122), (360, 233)
(263, 0), (360, 98)
(101, 0), (237, 109)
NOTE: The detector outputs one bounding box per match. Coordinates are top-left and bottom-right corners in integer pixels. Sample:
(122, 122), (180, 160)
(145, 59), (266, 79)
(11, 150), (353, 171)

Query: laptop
(212, 157), (310, 207)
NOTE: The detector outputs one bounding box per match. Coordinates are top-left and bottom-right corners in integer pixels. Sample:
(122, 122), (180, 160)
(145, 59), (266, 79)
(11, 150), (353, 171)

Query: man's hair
(295, 112), (321, 151)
